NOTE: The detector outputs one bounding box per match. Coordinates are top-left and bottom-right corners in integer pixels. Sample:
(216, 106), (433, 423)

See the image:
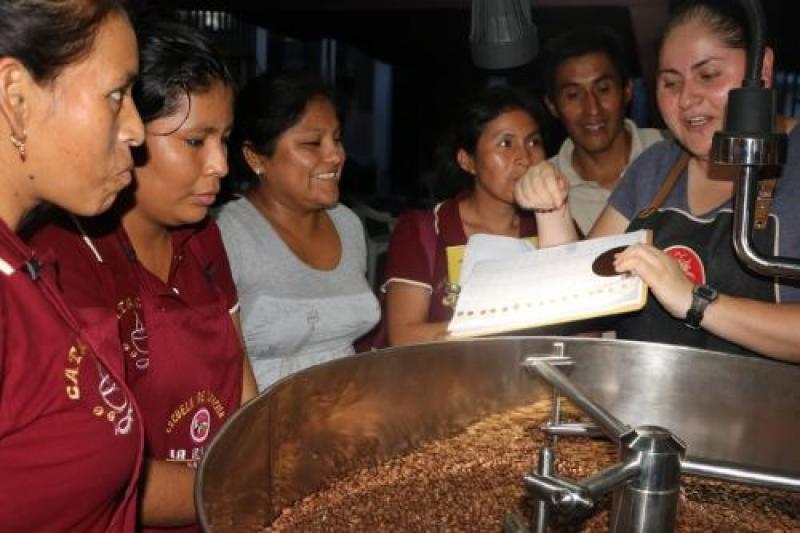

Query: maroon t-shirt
(383, 193), (538, 321)
(29, 214), (243, 533)
(1, 219), (142, 532)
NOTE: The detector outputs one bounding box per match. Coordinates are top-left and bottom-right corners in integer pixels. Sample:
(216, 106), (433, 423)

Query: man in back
(543, 26), (664, 235)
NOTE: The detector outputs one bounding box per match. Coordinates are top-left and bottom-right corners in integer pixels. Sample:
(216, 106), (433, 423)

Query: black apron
(617, 152), (778, 356)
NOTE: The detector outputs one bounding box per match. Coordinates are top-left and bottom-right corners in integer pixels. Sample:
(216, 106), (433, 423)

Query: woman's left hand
(614, 243), (694, 319)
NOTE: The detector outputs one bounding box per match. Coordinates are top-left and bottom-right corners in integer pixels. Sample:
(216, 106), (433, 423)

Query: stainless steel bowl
(196, 337), (800, 532)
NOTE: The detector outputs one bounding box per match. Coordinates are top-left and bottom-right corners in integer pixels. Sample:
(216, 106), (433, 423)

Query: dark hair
(433, 85), (544, 201)
(0, 0), (127, 83)
(543, 26), (630, 102)
(131, 10), (234, 126)
(226, 72), (338, 192)
(663, 0), (751, 51)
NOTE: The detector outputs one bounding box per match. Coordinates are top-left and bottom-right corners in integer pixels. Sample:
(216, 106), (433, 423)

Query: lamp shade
(470, 0), (538, 70)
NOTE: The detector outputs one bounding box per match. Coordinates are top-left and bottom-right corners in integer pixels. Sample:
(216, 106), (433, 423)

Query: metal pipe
(541, 422), (604, 438)
(710, 0), (798, 278)
(522, 473), (592, 511)
(582, 460), (640, 499)
(525, 361), (632, 441)
(682, 457), (800, 493)
(733, 165), (800, 276)
(533, 447), (554, 533)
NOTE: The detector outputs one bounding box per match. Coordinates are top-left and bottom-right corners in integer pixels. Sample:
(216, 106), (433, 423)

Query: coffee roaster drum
(196, 337), (800, 531)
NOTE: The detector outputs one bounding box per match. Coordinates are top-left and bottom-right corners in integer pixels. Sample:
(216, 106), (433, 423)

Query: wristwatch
(685, 284), (719, 329)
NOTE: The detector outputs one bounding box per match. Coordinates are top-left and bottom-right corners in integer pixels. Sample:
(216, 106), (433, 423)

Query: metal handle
(523, 360), (632, 441)
(732, 165), (800, 277)
(523, 472), (593, 511)
(541, 422), (604, 438)
(524, 459), (640, 512)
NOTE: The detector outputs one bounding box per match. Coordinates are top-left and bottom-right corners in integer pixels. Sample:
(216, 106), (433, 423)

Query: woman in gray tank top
(215, 72), (380, 391)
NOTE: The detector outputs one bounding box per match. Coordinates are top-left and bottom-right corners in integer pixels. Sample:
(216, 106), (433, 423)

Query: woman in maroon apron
(382, 86), (544, 346)
(514, 0), (800, 362)
(28, 13), (257, 532)
(1, 2), (146, 531)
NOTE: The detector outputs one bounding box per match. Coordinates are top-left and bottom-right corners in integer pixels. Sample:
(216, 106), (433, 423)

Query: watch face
(695, 285), (718, 301)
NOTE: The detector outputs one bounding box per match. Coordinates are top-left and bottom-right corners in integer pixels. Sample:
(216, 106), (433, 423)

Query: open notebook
(447, 230), (651, 338)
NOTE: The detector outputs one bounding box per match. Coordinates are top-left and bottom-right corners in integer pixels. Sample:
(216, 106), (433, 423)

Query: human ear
(456, 148), (476, 175)
(0, 58), (30, 140)
(623, 79), (634, 106)
(761, 47), (775, 88)
(242, 143), (266, 176)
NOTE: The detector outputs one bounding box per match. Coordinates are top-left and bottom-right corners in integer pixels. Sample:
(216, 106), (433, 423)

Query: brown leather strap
(754, 178), (776, 229)
(751, 115), (788, 229)
(778, 114), (789, 134)
(639, 151), (690, 217)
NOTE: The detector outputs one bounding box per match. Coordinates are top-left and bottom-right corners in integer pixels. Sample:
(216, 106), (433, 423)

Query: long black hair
(224, 71), (339, 194)
(433, 85), (545, 201)
(131, 10), (234, 128)
(0, 0), (127, 83)
(663, 0), (755, 53)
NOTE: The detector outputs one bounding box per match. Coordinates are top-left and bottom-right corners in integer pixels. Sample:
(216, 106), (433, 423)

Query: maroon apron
(0, 223), (143, 532)
(113, 227), (243, 533)
(428, 194), (538, 322)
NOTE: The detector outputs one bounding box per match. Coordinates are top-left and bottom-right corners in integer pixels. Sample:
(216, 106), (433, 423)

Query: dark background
(146, 0), (799, 207)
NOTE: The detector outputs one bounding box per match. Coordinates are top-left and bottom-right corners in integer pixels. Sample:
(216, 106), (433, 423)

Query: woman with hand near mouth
(216, 72), (379, 391)
(380, 85), (547, 346)
(27, 13), (257, 530)
(514, 0), (800, 361)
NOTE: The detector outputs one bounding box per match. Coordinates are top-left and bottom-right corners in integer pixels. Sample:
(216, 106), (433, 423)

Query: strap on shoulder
(641, 151), (690, 216)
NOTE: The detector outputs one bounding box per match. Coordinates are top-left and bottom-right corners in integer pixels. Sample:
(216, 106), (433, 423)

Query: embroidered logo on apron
(664, 245), (705, 285)
(190, 407), (211, 444)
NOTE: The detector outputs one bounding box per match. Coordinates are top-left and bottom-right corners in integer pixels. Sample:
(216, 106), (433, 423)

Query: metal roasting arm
(682, 457), (800, 493)
(533, 447), (554, 533)
(541, 422), (604, 438)
(522, 471), (593, 511)
(524, 459), (640, 511)
(523, 359), (632, 442)
(581, 460), (641, 497)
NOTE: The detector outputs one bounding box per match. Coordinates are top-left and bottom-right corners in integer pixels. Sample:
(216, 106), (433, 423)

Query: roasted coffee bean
(267, 400), (800, 532)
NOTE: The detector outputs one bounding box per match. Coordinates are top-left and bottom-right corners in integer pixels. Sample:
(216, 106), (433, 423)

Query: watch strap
(685, 284), (718, 329)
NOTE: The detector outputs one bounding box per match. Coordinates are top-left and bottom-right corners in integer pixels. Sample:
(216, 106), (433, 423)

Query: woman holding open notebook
(514, 0), (800, 361)
(381, 85), (547, 346)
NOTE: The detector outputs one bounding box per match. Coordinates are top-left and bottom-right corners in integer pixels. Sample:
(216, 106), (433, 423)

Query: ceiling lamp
(469, 0), (538, 70)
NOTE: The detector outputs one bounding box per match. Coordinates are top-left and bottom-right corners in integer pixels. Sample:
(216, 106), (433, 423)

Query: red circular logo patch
(664, 245), (705, 285)
(190, 408), (211, 444)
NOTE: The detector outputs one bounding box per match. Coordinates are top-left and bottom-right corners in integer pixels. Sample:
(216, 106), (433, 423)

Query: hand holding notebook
(447, 230), (651, 338)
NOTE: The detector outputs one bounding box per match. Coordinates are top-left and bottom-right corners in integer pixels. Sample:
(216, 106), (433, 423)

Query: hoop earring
(9, 131), (27, 163)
